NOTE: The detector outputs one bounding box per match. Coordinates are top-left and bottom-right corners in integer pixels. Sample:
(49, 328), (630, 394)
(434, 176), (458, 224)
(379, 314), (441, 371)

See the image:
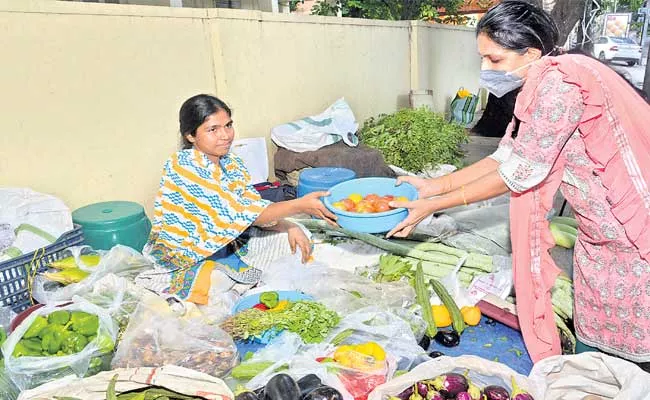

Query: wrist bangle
(461, 185), (468, 206)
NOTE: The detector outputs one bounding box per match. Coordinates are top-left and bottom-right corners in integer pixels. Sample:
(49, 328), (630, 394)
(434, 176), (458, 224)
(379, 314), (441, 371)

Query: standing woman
(388, 0), (650, 365)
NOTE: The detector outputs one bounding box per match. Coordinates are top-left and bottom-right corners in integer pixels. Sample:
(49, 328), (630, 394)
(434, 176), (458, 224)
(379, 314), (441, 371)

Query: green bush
(359, 107), (468, 173)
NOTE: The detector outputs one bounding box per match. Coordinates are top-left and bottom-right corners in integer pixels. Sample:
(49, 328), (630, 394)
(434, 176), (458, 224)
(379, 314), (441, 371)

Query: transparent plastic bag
(2, 297), (118, 390)
(368, 355), (542, 400)
(324, 307), (427, 372)
(261, 255), (416, 316)
(32, 245), (153, 304)
(111, 302), (238, 377)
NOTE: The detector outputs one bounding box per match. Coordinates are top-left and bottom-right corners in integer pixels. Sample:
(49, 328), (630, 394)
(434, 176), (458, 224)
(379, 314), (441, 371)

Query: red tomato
(341, 198), (356, 211)
(382, 195), (395, 201)
(374, 201), (391, 212)
(355, 200), (374, 213)
(364, 194), (381, 202)
(253, 303), (269, 311)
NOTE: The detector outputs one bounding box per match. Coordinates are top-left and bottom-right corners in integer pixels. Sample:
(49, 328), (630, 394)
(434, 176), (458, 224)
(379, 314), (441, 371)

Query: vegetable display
(12, 310), (113, 358)
(221, 301), (340, 344)
(359, 107), (468, 172)
(390, 374), (534, 400)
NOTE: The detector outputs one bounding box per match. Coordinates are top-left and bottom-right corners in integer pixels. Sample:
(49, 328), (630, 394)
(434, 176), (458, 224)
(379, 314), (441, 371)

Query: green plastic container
(72, 201), (152, 252)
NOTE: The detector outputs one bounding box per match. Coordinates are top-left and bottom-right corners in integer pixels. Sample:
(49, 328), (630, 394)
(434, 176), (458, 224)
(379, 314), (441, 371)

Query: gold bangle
(461, 185), (468, 206)
(445, 175), (453, 193)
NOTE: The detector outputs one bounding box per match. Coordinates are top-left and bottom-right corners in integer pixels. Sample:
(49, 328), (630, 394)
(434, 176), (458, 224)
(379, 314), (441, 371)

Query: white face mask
(478, 60), (535, 98)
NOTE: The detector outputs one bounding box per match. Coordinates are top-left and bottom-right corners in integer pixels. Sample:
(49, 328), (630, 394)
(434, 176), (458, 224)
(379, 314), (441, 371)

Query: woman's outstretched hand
(298, 191), (338, 226)
(386, 198), (439, 238)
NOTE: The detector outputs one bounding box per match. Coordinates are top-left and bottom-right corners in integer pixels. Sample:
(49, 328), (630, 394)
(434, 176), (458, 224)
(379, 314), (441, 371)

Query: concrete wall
(0, 0), (479, 216)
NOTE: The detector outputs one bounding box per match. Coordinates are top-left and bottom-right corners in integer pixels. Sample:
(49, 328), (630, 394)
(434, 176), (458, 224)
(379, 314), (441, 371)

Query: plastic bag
(2, 297), (118, 390)
(17, 365), (234, 400)
(261, 255), (416, 316)
(449, 88), (479, 128)
(111, 301), (238, 377)
(529, 353), (650, 400)
(0, 307), (20, 400)
(271, 98), (359, 153)
(32, 244), (153, 304)
(368, 355), (543, 400)
(324, 306), (427, 372)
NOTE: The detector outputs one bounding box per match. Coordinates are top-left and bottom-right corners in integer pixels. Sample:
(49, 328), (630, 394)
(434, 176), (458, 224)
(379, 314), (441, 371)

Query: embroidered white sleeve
(489, 144), (513, 163)
(497, 151), (551, 193)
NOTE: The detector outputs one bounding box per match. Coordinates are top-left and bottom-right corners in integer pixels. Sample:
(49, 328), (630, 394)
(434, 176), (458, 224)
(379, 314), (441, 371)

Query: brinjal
(510, 376), (535, 400)
(455, 392), (473, 400)
(419, 335), (431, 351)
(427, 391), (444, 400)
(263, 374), (301, 400)
(434, 330), (460, 347)
(235, 391), (259, 400)
(395, 385), (414, 400)
(428, 351), (445, 359)
(482, 385), (510, 400)
(297, 374), (322, 397)
(416, 382), (428, 396)
(303, 386), (344, 400)
(431, 373), (469, 398)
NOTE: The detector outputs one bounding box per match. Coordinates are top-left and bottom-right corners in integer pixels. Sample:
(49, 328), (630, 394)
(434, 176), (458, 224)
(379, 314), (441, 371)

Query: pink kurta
(491, 54), (650, 363)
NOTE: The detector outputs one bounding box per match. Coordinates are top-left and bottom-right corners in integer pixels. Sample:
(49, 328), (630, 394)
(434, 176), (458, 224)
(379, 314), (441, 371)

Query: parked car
(592, 36), (642, 65)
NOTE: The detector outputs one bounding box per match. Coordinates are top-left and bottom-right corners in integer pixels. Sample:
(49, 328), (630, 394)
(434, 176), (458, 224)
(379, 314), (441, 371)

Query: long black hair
(179, 94), (232, 149)
(476, 0), (560, 56)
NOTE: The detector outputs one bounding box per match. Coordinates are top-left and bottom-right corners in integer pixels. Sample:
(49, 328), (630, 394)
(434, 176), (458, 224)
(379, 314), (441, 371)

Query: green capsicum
(48, 310), (71, 325)
(23, 316), (48, 339)
(94, 333), (115, 354)
(71, 314), (99, 336)
(61, 332), (88, 354)
(0, 327), (6, 347)
(41, 330), (64, 354)
(259, 291), (279, 309)
(20, 338), (43, 352)
(12, 342), (42, 358)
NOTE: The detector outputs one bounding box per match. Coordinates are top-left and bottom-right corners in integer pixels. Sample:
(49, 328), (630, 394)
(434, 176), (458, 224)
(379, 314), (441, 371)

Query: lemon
(431, 305), (452, 327)
(348, 193), (363, 204)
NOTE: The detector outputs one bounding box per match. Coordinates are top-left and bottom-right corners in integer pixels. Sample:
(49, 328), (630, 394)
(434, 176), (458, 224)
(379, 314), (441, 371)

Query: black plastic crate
(0, 225), (84, 313)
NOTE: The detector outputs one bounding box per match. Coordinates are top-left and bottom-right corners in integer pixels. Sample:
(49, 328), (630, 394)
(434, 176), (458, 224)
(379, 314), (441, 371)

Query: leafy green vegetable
(376, 254), (412, 283)
(359, 107), (468, 172)
(221, 301), (340, 344)
(230, 361), (276, 380)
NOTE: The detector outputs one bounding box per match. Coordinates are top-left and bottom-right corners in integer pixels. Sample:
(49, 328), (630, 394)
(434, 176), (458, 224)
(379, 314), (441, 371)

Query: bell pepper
(268, 299), (289, 313)
(333, 342), (386, 371)
(61, 332), (88, 354)
(71, 313), (99, 336)
(252, 303), (269, 311)
(41, 330), (64, 354)
(259, 291), (279, 309)
(48, 310), (71, 326)
(23, 316), (48, 339)
(20, 338), (43, 352)
(95, 333), (115, 354)
(12, 342), (42, 358)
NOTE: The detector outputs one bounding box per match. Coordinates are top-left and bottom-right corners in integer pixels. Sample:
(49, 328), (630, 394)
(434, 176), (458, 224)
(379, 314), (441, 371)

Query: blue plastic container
(296, 167), (356, 198)
(323, 177), (418, 233)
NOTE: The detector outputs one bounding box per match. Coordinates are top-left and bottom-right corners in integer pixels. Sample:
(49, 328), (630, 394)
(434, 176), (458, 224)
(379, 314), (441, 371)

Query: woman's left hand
(287, 223), (312, 263)
(386, 198), (439, 238)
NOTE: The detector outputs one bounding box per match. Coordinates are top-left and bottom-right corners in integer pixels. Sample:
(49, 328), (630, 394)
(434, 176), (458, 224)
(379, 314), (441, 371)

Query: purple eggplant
(510, 376), (535, 400)
(427, 392), (444, 400)
(416, 382), (429, 396)
(395, 385), (414, 400)
(455, 393), (473, 400)
(482, 385), (510, 400)
(431, 373), (469, 398)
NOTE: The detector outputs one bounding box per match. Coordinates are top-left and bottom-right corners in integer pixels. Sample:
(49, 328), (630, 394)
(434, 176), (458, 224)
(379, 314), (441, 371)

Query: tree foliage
(311, 0), (464, 20)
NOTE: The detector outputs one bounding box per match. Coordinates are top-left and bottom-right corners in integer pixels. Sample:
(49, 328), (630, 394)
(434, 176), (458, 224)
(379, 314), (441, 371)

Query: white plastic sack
(529, 353), (650, 400)
(32, 245), (153, 305)
(2, 297), (118, 390)
(17, 365), (234, 400)
(271, 98), (359, 153)
(0, 188), (73, 262)
(368, 355), (543, 400)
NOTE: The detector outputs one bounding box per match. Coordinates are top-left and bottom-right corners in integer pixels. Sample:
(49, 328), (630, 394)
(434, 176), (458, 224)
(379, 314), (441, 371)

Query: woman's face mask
(478, 62), (531, 98)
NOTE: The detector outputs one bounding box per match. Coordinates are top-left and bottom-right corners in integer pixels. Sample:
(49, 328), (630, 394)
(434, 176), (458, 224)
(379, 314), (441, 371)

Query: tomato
(374, 201), (391, 213)
(341, 198), (356, 211)
(355, 200), (374, 213)
(252, 303), (269, 311)
(364, 194), (381, 202)
(332, 201), (348, 211)
(381, 195), (394, 201)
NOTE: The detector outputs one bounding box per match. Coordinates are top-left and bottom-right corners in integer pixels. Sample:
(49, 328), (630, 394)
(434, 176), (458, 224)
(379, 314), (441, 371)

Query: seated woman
(143, 94), (336, 304)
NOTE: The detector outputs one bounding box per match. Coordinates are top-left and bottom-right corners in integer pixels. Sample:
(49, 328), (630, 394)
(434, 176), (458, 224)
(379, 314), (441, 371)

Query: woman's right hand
(297, 191), (338, 225)
(396, 175), (448, 198)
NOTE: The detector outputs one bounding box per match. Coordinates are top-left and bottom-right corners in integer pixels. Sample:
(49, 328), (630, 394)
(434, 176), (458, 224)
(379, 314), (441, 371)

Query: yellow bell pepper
(267, 300), (289, 313)
(332, 342), (386, 371)
(460, 305), (482, 326)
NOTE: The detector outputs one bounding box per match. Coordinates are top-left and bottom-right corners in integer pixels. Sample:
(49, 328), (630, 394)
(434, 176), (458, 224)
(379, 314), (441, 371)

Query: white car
(592, 36), (642, 66)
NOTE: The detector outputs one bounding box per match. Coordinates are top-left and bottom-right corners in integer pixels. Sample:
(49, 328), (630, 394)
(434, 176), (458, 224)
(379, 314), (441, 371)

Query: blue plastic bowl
(231, 290), (313, 314)
(323, 177), (418, 233)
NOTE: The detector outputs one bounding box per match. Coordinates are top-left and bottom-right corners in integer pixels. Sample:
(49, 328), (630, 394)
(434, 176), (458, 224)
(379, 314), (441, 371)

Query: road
(609, 41), (648, 90)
